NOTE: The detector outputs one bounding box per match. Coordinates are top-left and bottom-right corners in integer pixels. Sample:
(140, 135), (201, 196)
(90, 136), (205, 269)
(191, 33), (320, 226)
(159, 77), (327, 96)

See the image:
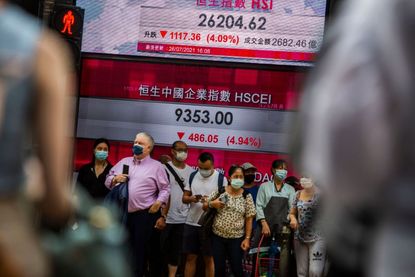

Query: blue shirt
(244, 184), (260, 229)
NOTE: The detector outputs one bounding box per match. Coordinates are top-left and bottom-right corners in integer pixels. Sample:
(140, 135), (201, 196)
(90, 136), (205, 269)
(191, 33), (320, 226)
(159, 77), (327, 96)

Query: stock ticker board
(78, 0), (328, 66)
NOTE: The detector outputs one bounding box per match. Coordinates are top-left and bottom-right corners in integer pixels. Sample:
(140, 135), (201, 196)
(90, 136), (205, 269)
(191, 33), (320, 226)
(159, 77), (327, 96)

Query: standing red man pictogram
(61, 10), (75, 35)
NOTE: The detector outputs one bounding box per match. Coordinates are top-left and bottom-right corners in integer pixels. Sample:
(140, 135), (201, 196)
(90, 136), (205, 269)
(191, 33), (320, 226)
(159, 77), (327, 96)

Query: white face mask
(175, 151), (188, 162)
(199, 169), (212, 178)
(300, 178), (313, 189)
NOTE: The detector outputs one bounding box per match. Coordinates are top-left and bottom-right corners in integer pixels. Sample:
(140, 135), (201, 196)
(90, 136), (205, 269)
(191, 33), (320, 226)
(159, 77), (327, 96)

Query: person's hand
(210, 198), (225, 209)
(241, 238), (250, 251)
(200, 195), (208, 203)
(187, 195), (199, 203)
(261, 220), (271, 237)
(149, 201), (162, 213)
(113, 174), (128, 185)
(155, 217), (166, 230)
(290, 218), (299, 230)
(194, 195), (203, 203)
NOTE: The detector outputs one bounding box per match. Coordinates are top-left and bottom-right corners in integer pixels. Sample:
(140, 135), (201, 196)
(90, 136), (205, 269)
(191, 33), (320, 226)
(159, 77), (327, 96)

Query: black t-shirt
(76, 162), (112, 200)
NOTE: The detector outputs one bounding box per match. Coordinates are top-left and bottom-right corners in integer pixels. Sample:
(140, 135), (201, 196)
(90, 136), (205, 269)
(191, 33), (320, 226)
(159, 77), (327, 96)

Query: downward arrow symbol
(177, 132), (185, 140)
(160, 30), (168, 38)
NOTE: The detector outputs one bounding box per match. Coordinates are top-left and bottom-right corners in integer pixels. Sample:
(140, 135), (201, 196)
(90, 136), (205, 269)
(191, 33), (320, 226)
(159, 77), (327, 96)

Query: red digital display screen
(75, 58), (305, 181)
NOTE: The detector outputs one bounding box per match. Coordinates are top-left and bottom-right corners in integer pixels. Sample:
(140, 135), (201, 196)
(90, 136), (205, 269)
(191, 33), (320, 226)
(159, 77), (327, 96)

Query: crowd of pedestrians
(78, 135), (327, 277)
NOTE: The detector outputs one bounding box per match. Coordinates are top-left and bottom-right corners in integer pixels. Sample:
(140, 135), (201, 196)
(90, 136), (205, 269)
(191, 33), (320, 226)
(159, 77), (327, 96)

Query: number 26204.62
(175, 108), (233, 125)
(198, 14), (266, 30)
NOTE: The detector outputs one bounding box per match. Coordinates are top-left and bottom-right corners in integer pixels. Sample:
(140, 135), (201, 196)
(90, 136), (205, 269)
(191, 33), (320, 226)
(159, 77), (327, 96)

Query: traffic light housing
(49, 4), (84, 69)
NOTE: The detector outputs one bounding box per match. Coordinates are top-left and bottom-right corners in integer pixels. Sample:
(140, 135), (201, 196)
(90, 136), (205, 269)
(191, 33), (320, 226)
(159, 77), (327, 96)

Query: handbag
(197, 186), (225, 239)
(197, 204), (217, 234)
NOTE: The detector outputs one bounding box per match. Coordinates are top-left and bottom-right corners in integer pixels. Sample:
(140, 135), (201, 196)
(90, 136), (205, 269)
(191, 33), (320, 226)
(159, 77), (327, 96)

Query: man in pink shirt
(106, 132), (170, 277)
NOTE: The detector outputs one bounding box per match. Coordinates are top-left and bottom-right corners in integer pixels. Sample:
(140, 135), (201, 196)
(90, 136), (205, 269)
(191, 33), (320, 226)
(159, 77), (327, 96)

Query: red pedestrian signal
(50, 5), (84, 39)
(49, 4), (84, 69)
(61, 10), (75, 35)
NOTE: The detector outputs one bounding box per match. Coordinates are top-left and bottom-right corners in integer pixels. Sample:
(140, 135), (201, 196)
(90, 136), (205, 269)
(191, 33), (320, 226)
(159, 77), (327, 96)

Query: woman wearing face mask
(204, 165), (256, 277)
(77, 138), (112, 200)
(289, 177), (327, 277)
(251, 159), (296, 277)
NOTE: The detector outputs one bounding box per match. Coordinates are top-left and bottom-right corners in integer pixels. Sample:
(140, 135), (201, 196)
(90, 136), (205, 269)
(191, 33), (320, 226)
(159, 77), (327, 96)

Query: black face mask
(244, 174), (255, 184)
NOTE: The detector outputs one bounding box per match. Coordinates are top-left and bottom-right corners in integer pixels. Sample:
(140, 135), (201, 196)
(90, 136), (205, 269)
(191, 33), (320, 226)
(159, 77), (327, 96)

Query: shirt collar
(132, 155), (150, 165)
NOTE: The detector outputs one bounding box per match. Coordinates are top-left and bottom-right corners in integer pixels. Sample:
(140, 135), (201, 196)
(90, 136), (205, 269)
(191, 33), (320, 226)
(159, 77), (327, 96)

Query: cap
(241, 162), (257, 171)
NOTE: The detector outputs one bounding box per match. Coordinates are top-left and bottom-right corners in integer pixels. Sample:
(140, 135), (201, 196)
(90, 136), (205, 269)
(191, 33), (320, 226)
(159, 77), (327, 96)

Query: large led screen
(78, 0), (328, 66)
(75, 58), (305, 181)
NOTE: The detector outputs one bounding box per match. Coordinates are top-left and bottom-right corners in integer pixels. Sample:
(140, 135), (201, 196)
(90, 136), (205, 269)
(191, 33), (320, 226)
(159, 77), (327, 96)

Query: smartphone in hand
(219, 194), (229, 204)
(122, 164), (129, 175)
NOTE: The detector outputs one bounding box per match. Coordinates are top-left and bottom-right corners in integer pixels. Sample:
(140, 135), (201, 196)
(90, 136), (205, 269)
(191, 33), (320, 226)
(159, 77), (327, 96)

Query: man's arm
(149, 165), (170, 214)
(155, 165), (170, 204)
(104, 160), (128, 189)
(33, 30), (74, 227)
(182, 190), (198, 204)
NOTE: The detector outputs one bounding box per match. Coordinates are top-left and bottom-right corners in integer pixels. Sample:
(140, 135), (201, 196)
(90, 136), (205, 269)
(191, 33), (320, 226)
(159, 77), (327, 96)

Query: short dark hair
(198, 152), (214, 163)
(228, 164), (243, 177)
(172, 140), (186, 149)
(271, 159), (286, 169)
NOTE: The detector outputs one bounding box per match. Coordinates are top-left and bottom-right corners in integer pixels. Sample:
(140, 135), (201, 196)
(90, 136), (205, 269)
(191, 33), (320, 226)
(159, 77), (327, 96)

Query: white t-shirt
(184, 170), (228, 226)
(164, 162), (195, 224)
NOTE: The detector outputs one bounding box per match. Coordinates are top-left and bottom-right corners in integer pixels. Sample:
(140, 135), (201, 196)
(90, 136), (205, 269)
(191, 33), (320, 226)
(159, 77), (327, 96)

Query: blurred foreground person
(0, 0), (74, 276)
(296, 0), (415, 276)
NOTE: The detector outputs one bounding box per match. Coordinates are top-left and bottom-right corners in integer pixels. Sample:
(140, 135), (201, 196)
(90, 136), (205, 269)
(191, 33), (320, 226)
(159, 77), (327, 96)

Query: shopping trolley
(254, 233), (280, 277)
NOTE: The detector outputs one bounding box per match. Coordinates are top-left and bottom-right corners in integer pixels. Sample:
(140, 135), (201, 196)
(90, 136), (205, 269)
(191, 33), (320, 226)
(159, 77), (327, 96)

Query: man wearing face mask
(160, 141), (195, 277)
(105, 132), (170, 277)
(241, 162), (259, 232)
(251, 159), (296, 277)
(182, 152), (227, 277)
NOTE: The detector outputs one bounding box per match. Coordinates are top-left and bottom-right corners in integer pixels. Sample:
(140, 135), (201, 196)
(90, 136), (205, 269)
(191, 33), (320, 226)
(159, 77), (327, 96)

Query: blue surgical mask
(132, 144), (143, 156)
(95, 150), (108, 161)
(231, 179), (244, 189)
(274, 169), (287, 180)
